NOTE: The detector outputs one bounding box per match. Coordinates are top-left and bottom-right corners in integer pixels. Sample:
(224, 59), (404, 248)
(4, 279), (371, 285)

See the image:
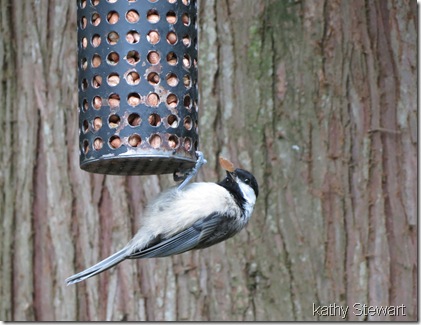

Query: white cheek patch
(237, 180), (257, 219)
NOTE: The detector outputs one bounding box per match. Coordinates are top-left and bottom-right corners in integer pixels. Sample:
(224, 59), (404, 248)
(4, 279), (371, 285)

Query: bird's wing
(128, 212), (225, 259)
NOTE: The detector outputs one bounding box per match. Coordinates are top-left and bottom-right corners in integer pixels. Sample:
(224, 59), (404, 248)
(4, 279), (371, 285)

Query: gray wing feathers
(128, 213), (223, 259)
(66, 213), (237, 285)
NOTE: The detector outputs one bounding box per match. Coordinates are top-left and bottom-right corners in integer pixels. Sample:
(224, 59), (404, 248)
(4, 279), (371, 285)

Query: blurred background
(0, 0), (417, 321)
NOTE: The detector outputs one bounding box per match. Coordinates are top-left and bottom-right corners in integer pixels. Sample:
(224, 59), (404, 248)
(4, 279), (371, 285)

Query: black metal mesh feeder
(77, 0), (198, 175)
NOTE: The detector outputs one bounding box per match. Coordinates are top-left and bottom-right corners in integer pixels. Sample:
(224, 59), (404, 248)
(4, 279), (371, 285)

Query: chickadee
(66, 159), (258, 285)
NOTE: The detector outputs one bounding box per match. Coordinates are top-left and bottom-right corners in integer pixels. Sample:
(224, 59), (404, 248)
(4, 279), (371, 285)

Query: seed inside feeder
(92, 75), (102, 88)
(166, 52), (177, 65)
(149, 134), (161, 148)
(167, 114), (178, 128)
(168, 135), (179, 149)
(184, 137), (192, 151)
(92, 34), (101, 47)
(94, 138), (103, 150)
(107, 52), (119, 65)
(83, 139), (89, 154)
(146, 93), (159, 107)
(183, 54), (191, 68)
(128, 93), (141, 106)
(125, 50), (140, 65)
(93, 117), (102, 131)
(182, 35), (191, 47)
(81, 16), (87, 29)
(147, 30), (160, 44)
(81, 79), (88, 91)
(148, 113), (161, 126)
(107, 73), (120, 86)
(166, 32), (177, 45)
(181, 13), (190, 26)
(147, 51), (160, 64)
(82, 98), (88, 111)
(109, 135), (121, 149)
(126, 30), (140, 44)
(83, 120), (89, 133)
(82, 37), (88, 48)
(126, 71), (140, 85)
(92, 54), (101, 68)
(91, 13), (101, 26)
(108, 114), (120, 128)
(107, 11), (119, 24)
(93, 96), (102, 109)
(147, 10), (160, 23)
(184, 95), (191, 108)
(126, 10), (140, 23)
(81, 57), (87, 70)
(108, 93), (120, 108)
(147, 72), (160, 85)
(166, 11), (177, 24)
(128, 134), (141, 147)
(107, 31), (119, 45)
(128, 113), (141, 126)
(166, 73), (178, 87)
(184, 116), (192, 130)
(166, 94), (178, 108)
(183, 75), (191, 88)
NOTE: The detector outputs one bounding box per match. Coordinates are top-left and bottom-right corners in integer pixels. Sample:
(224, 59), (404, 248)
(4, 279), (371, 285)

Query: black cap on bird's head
(225, 168), (259, 198)
(218, 156), (259, 199)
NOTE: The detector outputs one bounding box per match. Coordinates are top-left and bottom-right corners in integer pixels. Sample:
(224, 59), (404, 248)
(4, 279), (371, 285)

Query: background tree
(0, 0), (416, 321)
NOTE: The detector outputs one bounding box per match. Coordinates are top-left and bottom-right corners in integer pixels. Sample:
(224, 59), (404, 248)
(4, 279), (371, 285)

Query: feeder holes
(107, 52), (119, 65)
(128, 113), (141, 127)
(147, 72), (160, 85)
(148, 113), (161, 127)
(167, 114), (178, 128)
(127, 93), (141, 106)
(94, 137), (103, 150)
(126, 30), (140, 44)
(107, 11), (119, 24)
(128, 134), (141, 147)
(147, 10), (160, 23)
(168, 135), (179, 149)
(147, 51), (160, 64)
(108, 93), (120, 108)
(149, 134), (161, 148)
(126, 50), (140, 65)
(109, 135), (122, 149)
(108, 114), (121, 128)
(146, 93), (159, 107)
(93, 117), (102, 131)
(107, 31), (119, 45)
(147, 30), (160, 44)
(166, 11), (176, 24)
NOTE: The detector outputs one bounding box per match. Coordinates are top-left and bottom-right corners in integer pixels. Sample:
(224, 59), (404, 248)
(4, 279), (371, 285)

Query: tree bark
(0, 0), (416, 321)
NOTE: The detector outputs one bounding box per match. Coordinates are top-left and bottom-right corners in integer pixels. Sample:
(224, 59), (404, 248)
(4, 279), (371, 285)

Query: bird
(66, 157), (258, 285)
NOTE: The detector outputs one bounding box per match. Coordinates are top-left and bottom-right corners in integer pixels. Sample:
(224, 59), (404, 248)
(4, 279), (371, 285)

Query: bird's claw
(174, 151), (207, 190)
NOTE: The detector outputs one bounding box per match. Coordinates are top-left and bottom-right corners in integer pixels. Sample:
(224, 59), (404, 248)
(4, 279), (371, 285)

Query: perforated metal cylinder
(77, 0), (198, 175)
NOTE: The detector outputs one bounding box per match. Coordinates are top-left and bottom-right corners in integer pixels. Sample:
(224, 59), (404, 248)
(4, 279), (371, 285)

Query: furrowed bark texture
(0, 0), (416, 321)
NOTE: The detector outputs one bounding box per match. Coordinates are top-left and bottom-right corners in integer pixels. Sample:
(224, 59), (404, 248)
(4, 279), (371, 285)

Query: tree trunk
(0, 0), (416, 321)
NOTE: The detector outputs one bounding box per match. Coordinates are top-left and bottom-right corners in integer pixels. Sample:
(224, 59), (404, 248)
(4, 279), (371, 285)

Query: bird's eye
(244, 178), (250, 184)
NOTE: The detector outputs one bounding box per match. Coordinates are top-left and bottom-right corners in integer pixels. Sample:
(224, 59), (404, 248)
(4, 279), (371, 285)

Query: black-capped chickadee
(66, 157), (258, 285)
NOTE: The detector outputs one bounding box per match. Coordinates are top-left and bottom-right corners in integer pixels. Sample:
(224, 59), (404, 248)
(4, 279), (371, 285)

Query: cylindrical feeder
(77, 0), (198, 175)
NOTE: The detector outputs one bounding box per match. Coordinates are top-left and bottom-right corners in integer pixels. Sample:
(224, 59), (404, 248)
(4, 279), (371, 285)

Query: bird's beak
(226, 170), (237, 181)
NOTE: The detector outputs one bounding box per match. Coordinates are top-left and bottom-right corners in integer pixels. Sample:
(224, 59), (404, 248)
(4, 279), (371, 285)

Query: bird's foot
(174, 151), (207, 190)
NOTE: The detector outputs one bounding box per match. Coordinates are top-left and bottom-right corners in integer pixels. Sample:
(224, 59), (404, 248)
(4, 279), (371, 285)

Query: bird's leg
(174, 151), (207, 190)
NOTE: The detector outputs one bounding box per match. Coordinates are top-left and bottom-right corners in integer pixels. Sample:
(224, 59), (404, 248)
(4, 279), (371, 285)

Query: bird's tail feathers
(66, 248), (129, 285)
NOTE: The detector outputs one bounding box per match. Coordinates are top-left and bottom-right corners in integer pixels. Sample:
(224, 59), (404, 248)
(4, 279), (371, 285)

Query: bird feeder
(77, 0), (198, 175)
